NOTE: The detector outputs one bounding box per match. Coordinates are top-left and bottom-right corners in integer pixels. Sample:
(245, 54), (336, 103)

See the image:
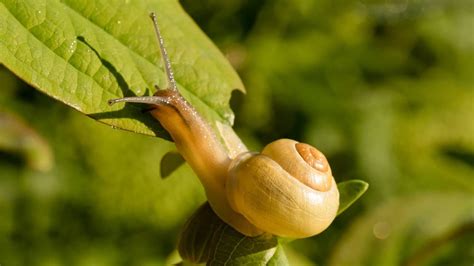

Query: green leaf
(267, 245), (289, 266)
(178, 203), (288, 265)
(0, 0), (244, 139)
(337, 180), (369, 216)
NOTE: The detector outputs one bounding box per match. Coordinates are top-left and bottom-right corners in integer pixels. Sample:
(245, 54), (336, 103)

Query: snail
(108, 13), (339, 238)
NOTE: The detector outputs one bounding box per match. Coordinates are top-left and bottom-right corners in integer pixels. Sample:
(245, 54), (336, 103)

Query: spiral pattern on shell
(226, 139), (339, 238)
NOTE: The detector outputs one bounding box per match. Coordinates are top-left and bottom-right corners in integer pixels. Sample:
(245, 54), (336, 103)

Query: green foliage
(0, 111), (53, 171)
(1, 0), (473, 265)
(0, 0), (243, 138)
(0, 65), (206, 264)
(328, 192), (473, 266)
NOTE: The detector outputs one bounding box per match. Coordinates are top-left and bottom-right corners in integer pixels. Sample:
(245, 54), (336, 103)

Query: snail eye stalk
(107, 96), (169, 106)
(108, 12), (179, 106)
(149, 12), (178, 92)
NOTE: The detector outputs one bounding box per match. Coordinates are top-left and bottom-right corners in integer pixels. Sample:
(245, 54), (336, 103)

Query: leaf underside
(0, 0), (245, 139)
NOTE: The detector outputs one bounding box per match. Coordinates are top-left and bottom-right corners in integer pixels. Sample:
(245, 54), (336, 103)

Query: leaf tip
(336, 179), (369, 216)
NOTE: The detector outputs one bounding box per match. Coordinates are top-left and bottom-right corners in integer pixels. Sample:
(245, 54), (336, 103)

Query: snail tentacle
(150, 12), (178, 92)
(108, 96), (170, 106)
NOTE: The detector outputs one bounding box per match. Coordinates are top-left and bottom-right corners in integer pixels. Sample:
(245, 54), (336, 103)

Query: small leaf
(337, 180), (369, 216)
(160, 151), (185, 179)
(178, 203), (288, 265)
(267, 245), (290, 266)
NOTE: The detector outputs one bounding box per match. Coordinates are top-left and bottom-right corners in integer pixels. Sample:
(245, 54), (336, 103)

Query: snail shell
(227, 139), (339, 238)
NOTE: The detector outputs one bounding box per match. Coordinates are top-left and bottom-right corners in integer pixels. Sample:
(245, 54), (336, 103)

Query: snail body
(108, 13), (339, 238)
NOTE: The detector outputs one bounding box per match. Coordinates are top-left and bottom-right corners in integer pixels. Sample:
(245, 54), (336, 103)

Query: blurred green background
(1, 0), (473, 265)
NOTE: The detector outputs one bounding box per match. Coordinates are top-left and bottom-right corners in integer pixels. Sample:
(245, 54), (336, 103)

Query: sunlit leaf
(337, 180), (369, 216)
(0, 0), (244, 139)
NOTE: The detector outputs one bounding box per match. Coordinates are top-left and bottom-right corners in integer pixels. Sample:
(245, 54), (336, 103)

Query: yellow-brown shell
(226, 139), (339, 238)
